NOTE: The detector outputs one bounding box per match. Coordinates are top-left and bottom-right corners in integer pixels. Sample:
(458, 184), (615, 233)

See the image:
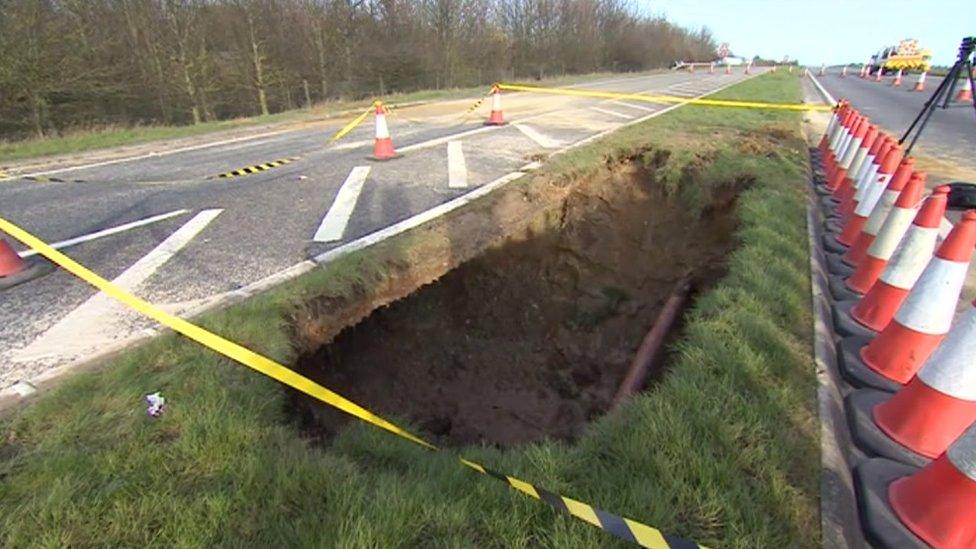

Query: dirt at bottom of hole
(290, 159), (746, 448)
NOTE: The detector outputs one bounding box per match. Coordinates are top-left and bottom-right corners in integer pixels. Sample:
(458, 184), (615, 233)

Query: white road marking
(513, 123), (563, 149)
(590, 107), (634, 119)
(12, 209), (223, 363)
(611, 101), (658, 113)
(17, 209), (190, 259)
(331, 139), (371, 151)
(447, 141), (468, 189)
(313, 166), (371, 242)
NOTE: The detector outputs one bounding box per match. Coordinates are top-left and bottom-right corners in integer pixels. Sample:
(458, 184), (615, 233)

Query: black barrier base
(814, 185), (832, 197)
(822, 233), (848, 254)
(828, 274), (863, 302)
(837, 336), (903, 393)
(831, 300), (879, 339)
(826, 252), (856, 277)
(853, 458), (927, 549)
(0, 258), (53, 292)
(820, 194), (840, 209)
(846, 390), (932, 468)
(824, 218), (844, 234)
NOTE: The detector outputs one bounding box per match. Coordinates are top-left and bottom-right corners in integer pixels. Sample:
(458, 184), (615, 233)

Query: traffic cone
(709, 62), (715, 74)
(843, 159), (917, 265)
(689, 63), (695, 73)
(771, 64), (777, 72)
(836, 142), (903, 246)
(875, 68), (883, 82)
(804, 68), (810, 77)
(848, 188), (949, 331)
(955, 77), (973, 102)
(827, 109), (861, 184)
(892, 68), (903, 86)
(859, 66), (867, 78)
(819, 64), (826, 76)
(913, 71), (927, 92)
(871, 300), (976, 461)
(788, 65), (793, 74)
(725, 64), (731, 75)
(371, 101), (398, 160)
(855, 423), (976, 549)
(838, 136), (895, 218)
(860, 210), (976, 384)
(0, 239), (27, 278)
(844, 173), (926, 293)
(841, 66), (848, 77)
(826, 115), (868, 191)
(485, 85), (505, 126)
(830, 124), (880, 205)
(744, 63), (751, 75)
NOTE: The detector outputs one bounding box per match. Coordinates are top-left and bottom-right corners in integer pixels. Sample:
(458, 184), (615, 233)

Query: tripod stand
(900, 37), (976, 155)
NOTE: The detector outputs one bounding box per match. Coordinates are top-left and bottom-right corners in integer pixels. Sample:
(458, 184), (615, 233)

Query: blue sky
(641, 0), (970, 67)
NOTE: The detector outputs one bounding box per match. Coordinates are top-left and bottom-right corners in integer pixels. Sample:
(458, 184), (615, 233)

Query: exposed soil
(290, 155), (747, 448)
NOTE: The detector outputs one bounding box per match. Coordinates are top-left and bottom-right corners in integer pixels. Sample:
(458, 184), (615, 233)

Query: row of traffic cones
(813, 101), (976, 547)
(852, 64), (975, 98)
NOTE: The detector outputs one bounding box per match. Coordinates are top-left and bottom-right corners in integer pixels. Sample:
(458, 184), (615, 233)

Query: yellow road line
(498, 82), (832, 111)
(0, 216), (706, 549)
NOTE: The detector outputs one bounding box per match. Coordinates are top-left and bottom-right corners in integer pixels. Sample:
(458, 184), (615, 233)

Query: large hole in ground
(290, 153), (747, 448)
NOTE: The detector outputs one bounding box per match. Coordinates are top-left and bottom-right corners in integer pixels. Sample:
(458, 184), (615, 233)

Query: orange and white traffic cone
(804, 67), (810, 77)
(956, 77), (973, 102)
(485, 85), (505, 126)
(892, 68), (903, 86)
(855, 423), (976, 548)
(875, 68), (883, 82)
(836, 141), (903, 245)
(788, 65), (793, 74)
(841, 65), (848, 77)
(709, 62), (715, 74)
(771, 64), (777, 72)
(867, 300), (976, 462)
(829, 124), (879, 207)
(860, 210), (976, 384)
(847, 188), (949, 331)
(819, 64), (826, 76)
(371, 101), (398, 160)
(843, 173), (926, 294)
(859, 65), (867, 78)
(0, 237), (50, 291)
(689, 63), (695, 73)
(913, 71), (927, 92)
(725, 64), (731, 75)
(826, 115), (868, 192)
(0, 239), (27, 279)
(842, 158), (917, 265)
(744, 63), (751, 75)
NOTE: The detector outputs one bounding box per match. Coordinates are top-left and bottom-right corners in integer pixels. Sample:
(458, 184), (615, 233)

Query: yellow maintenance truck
(869, 39), (933, 74)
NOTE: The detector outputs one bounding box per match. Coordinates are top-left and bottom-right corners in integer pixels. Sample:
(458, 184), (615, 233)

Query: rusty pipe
(609, 277), (692, 411)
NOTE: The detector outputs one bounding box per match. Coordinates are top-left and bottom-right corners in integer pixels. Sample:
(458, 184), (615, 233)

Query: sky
(641, 0), (971, 67)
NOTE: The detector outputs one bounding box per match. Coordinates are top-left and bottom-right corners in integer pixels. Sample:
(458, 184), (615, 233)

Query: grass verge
(0, 70), (658, 165)
(0, 71), (816, 547)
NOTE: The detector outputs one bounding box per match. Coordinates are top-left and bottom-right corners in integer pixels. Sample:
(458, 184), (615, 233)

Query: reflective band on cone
(827, 117), (868, 191)
(837, 142), (902, 246)
(837, 133), (889, 209)
(820, 102), (849, 156)
(843, 159), (917, 266)
(892, 69), (903, 86)
(845, 173), (926, 294)
(829, 114), (862, 183)
(889, 423), (976, 548)
(861, 210), (976, 384)
(873, 301), (976, 459)
(827, 109), (856, 174)
(851, 188), (948, 331)
(836, 124), (879, 197)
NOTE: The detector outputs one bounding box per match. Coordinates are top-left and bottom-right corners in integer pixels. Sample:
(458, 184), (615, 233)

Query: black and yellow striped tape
(0, 216), (706, 549)
(215, 156), (300, 179)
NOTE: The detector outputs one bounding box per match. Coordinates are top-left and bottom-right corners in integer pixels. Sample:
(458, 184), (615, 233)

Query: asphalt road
(0, 68), (762, 392)
(816, 72), (976, 173)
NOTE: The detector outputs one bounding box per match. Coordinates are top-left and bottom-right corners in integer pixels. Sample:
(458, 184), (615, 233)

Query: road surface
(0, 68), (763, 393)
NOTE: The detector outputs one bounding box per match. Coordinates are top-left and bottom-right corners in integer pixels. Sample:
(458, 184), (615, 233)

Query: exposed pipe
(609, 276), (692, 411)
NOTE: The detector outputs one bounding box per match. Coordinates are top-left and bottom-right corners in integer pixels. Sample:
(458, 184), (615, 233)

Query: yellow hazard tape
(0, 216), (707, 549)
(215, 157), (300, 179)
(329, 103), (376, 144)
(497, 82), (832, 111)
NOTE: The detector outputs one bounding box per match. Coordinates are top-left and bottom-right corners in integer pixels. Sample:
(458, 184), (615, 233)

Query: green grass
(0, 71), (817, 547)
(0, 69), (661, 165)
